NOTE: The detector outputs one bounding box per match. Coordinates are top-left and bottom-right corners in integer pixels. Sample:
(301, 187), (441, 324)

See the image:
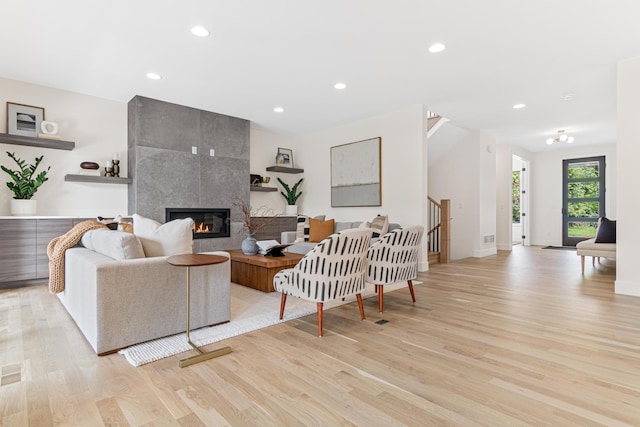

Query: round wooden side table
(167, 253), (230, 368)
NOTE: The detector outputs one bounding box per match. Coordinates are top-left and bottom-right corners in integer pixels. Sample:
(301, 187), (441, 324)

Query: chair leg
(408, 280), (416, 303)
(592, 256), (596, 267)
(356, 294), (365, 320)
(317, 302), (323, 337)
(581, 256), (585, 274)
(378, 287), (384, 313)
(279, 293), (287, 320)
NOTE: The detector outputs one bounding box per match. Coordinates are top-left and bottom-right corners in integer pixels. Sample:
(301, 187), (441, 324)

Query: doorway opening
(512, 155), (530, 246)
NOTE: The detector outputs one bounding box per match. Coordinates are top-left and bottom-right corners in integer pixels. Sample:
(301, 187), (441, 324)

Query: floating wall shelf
(0, 133), (75, 150)
(65, 174), (132, 184)
(250, 186), (277, 192)
(266, 166), (304, 174)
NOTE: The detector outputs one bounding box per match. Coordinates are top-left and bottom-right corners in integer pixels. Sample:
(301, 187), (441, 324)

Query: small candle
(113, 152), (119, 161)
(106, 160), (113, 167)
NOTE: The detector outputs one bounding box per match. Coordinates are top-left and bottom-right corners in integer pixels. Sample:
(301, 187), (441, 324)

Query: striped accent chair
(366, 226), (424, 313)
(273, 229), (372, 337)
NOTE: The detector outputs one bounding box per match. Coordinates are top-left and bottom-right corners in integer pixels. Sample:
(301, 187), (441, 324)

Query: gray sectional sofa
(56, 230), (231, 355)
(282, 220), (401, 255)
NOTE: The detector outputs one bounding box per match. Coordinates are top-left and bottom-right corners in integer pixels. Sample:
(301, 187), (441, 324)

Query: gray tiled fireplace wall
(128, 95), (249, 252)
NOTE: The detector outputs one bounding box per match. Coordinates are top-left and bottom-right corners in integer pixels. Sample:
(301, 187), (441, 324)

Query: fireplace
(166, 208), (230, 239)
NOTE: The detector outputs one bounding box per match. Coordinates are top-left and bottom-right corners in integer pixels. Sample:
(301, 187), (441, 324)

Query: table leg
(179, 265), (232, 368)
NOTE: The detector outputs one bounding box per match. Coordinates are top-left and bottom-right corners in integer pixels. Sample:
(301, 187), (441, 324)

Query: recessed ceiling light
(190, 26), (210, 37)
(513, 103), (526, 109)
(146, 72), (161, 80)
(273, 107), (284, 113)
(334, 82), (347, 90)
(428, 43), (446, 53)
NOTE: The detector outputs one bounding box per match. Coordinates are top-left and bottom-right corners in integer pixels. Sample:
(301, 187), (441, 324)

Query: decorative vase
(241, 234), (259, 255)
(11, 199), (37, 216)
(285, 204), (297, 216)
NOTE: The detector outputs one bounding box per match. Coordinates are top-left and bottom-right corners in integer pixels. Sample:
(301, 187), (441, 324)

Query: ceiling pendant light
(546, 130), (575, 145)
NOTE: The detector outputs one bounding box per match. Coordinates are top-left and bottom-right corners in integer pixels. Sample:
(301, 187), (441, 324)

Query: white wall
(476, 131), (497, 257)
(251, 105), (429, 269)
(530, 143), (616, 247)
(615, 56), (640, 296)
(0, 77), (127, 216)
(429, 130), (479, 260)
(496, 143), (512, 250)
(429, 128), (497, 260)
(300, 105), (426, 224)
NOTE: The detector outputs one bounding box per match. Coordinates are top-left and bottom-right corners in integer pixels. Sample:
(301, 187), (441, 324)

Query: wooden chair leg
(408, 280), (416, 302)
(356, 294), (365, 320)
(592, 256), (596, 267)
(581, 256), (585, 274)
(317, 302), (323, 337)
(279, 293), (287, 320)
(378, 286), (384, 313)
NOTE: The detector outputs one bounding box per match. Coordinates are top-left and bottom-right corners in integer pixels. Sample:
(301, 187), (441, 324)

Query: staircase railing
(427, 197), (451, 263)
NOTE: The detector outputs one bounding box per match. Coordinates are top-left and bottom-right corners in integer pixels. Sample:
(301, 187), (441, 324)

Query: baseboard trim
(472, 247), (497, 258)
(615, 280), (640, 296)
(496, 243), (512, 251)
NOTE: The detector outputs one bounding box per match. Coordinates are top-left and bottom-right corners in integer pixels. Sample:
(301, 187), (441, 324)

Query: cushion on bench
(576, 238), (616, 257)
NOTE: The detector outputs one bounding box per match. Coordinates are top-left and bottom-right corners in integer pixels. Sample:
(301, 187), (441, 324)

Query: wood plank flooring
(1, 245), (637, 426)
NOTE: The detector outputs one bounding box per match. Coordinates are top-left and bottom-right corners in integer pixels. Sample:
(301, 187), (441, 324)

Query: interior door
(562, 156), (605, 246)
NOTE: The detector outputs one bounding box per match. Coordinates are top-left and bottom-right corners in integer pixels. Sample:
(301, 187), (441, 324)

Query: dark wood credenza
(0, 217), (93, 288)
(250, 216), (297, 241)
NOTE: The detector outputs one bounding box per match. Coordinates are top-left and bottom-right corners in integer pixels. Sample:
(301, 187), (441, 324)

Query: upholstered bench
(576, 238), (616, 274)
(576, 217), (617, 274)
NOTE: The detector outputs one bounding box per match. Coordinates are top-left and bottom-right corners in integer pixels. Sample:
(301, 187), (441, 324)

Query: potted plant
(1, 152), (50, 216)
(232, 199), (274, 255)
(277, 177), (303, 215)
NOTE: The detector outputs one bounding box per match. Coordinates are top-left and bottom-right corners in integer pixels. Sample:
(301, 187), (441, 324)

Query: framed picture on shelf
(276, 147), (294, 168)
(6, 102), (45, 137)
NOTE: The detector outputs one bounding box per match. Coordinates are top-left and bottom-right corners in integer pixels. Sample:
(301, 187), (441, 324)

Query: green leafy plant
(1, 152), (51, 199)
(277, 177), (303, 205)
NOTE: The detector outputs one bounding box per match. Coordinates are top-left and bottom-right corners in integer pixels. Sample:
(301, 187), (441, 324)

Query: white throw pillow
(81, 229), (145, 260)
(133, 214), (194, 257)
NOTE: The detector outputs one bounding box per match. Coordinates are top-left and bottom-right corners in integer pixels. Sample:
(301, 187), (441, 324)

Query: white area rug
(119, 281), (417, 366)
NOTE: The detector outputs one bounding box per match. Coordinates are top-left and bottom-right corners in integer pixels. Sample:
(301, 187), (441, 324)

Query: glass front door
(562, 156), (605, 246)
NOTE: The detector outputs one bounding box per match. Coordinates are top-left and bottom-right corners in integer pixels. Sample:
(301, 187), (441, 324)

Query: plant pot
(241, 234), (259, 255)
(285, 205), (297, 216)
(11, 199), (37, 216)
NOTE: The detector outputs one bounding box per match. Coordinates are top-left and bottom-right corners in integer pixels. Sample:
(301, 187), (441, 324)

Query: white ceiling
(1, 1), (639, 152)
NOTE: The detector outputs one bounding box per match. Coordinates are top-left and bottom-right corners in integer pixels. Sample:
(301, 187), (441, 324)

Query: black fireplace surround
(165, 208), (230, 239)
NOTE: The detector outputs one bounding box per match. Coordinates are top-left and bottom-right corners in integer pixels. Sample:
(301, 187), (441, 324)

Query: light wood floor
(1, 245), (637, 426)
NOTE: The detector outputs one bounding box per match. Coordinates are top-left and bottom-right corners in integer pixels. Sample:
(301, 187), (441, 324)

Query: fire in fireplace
(165, 208), (230, 239)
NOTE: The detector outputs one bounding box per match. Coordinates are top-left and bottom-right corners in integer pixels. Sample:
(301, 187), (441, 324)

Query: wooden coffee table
(227, 249), (304, 292)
